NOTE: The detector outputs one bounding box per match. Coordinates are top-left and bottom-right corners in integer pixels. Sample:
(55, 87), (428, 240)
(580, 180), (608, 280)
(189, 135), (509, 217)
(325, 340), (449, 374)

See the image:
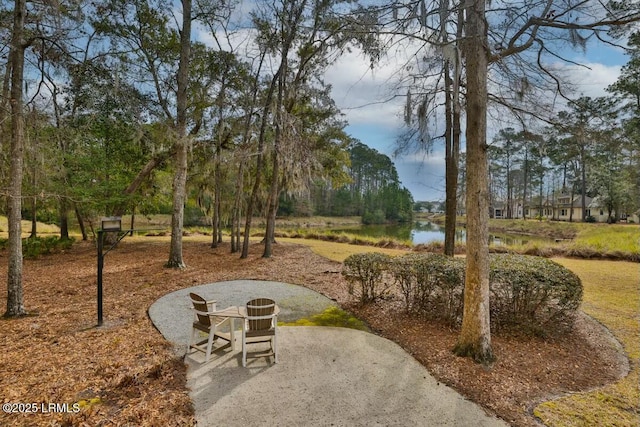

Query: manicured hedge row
(342, 252), (583, 335)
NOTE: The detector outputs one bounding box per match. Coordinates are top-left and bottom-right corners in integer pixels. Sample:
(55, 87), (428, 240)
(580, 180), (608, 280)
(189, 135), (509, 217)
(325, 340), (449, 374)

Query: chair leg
(229, 318), (236, 351)
(189, 327), (198, 353)
(273, 332), (278, 364)
(242, 328), (247, 367)
(205, 328), (216, 363)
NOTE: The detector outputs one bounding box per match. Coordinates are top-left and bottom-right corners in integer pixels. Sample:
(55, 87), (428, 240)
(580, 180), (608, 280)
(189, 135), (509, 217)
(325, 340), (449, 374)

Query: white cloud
(564, 62), (621, 98)
(324, 49), (406, 129)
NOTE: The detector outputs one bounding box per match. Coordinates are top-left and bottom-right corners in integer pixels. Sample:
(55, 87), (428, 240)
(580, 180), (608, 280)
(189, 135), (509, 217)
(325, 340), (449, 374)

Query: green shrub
(432, 256), (465, 323)
(388, 253), (420, 312)
(347, 251), (583, 336)
(22, 236), (75, 259)
(341, 252), (392, 303)
(362, 209), (386, 225)
(489, 254), (582, 335)
(389, 253), (464, 324)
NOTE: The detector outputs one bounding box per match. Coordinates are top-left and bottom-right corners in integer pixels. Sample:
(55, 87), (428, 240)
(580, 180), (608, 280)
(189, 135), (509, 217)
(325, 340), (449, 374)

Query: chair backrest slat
(246, 298), (275, 332)
(190, 293), (212, 327)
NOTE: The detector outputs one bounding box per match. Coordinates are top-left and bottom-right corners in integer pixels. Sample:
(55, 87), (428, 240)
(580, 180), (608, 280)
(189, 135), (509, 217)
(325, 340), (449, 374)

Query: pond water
(331, 221), (554, 246)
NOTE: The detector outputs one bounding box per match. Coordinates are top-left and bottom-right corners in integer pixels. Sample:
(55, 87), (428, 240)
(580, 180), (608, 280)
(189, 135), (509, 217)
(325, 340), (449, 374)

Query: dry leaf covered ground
(0, 238), (628, 426)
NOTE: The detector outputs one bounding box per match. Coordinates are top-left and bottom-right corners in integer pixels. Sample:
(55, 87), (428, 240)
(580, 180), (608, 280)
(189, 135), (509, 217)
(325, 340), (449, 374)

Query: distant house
(492, 191), (638, 223)
(491, 200), (522, 219)
(585, 196), (640, 223)
(554, 193), (591, 222)
(525, 197), (554, 220)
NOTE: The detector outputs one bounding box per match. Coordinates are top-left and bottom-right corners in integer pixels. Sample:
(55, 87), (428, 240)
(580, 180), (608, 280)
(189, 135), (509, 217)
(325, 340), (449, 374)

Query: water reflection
(331, 221), (551, 246)
(411, 221), (466, 244)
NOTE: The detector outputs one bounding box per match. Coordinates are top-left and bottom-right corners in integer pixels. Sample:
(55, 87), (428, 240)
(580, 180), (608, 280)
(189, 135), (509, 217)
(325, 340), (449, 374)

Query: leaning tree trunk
(5, 0), (27, 318)
(453, 0), (495, 365)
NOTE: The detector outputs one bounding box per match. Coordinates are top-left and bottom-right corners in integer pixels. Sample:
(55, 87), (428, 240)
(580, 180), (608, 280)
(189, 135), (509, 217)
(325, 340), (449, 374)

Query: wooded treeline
(0, 0), (412, 253)
(486, 48), (640, 223)
(488, 96), (639, 223)
(303, 141), (414, 223)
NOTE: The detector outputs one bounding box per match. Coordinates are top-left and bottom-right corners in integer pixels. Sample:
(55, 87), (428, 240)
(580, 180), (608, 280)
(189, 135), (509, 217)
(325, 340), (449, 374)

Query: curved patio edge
(149, 280), (509, 426)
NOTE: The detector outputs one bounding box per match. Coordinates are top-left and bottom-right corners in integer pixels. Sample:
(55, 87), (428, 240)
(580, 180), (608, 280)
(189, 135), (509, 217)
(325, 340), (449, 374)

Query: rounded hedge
(342, 252), (583, 336)
(489, 254), (582, 334)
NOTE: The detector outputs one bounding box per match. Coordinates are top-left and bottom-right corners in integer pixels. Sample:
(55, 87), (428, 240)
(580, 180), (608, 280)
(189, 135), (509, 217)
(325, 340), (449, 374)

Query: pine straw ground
(0, 237), (628, 427)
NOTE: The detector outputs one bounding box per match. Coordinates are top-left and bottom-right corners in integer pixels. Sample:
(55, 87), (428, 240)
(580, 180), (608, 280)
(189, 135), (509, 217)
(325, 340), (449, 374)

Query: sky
(322, 36), (630, 203)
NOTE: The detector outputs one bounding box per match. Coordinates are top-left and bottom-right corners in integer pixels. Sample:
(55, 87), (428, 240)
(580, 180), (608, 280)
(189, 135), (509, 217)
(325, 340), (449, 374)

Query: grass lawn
(533, 259), (640, 427)
(570, 225), (640, 256)
(278, 237), (408, 260)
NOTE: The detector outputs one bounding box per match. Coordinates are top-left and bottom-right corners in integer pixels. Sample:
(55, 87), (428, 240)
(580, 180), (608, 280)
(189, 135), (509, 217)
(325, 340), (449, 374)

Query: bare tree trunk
(580, 146), (587, 221)
(167, 140), (188, 267)
(444, 64), (459, 256)
(262, 151), (280, 258)
(166, 0), (191, 268)
(263, 69), (286, 258)
(5, 0), (27, 318)
(506, 150), (512, 219)
(522, 148), (528, 220)
(241, 110), (268, 259)
(211, 80), (228, 249)
(215, 197), (222, 244)
(239, 50), (268, 258)
(453, 0), (494, 365)
(242, 68), (280, 259)
(212, 145), (221, 248)
(444, 6), (463, 257)
(538, 167), (544, 221)
(235, 51), (266, 257)
(569, 181), (575, 222)
(129, 207), (135, 236)
(231, 151), (246, 253)
(30, 197), (37, 239)
(59, 199), (70, 239)
(0, 54), (11, 164)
